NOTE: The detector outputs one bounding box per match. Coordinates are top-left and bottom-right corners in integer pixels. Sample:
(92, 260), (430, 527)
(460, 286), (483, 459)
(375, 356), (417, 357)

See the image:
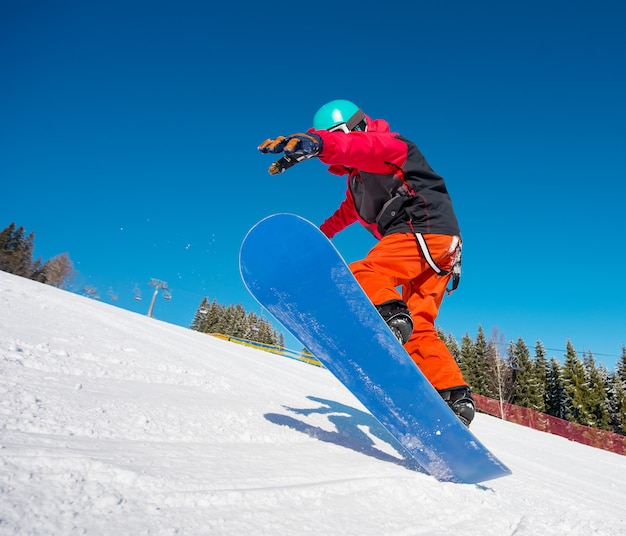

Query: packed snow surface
(1, 270), (625, 535)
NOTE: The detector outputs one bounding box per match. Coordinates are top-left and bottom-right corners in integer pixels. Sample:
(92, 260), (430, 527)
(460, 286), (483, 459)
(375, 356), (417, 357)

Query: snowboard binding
(439, 386), (476, 427)
(376, 299), (414, 345)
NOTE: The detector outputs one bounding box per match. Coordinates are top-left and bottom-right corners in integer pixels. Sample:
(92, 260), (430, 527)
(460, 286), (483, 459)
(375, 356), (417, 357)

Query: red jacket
(315, 116), (460, 240)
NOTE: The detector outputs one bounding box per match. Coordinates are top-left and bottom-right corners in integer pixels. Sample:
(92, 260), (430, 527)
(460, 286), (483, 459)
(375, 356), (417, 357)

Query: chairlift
(163, 291), (172, 301)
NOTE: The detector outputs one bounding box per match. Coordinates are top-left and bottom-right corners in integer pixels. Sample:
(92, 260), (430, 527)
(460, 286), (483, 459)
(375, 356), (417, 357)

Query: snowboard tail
(239, 213), (511, 484)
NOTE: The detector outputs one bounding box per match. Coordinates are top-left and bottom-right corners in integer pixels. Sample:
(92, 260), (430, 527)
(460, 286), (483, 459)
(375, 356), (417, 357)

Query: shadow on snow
(265, 395), (425, 473)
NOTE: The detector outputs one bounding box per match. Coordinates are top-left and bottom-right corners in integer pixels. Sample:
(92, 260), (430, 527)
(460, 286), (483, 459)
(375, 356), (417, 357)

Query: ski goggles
(327, 109), (367, 133)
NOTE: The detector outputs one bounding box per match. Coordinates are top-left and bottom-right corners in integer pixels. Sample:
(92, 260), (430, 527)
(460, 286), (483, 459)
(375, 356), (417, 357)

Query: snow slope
(1, 270), (625, 535)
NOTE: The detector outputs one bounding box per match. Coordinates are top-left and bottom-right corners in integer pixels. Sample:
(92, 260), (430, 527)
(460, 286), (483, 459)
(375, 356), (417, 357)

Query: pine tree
(510, 337), (543, 410)
(532, 340), (548, 413)
(618, 381), (626, 435)
(583, 352), (611, 430)
(458, 333), (472, 379)
(562, 340), (589, 424)
(437, 326), (446, 343)
(459, 332), (484, 394)
(256, 317), (277, 345)
(30, 257), (48, 283)
(440, 330), (461, 364)
(617, 345), (626, 384)
(217, 305), (236, 335)
(0, 223), (20, 274)
(201, 300), (222, 333)
(613, 346), (626, 434)
(246, 311), (260, 340)
(190, 297), (210, 331)
(231, 304), (248, 338)
(607, 371), (626, 435)
(0, 223), (36, 277)
(545, 357), (567, 419)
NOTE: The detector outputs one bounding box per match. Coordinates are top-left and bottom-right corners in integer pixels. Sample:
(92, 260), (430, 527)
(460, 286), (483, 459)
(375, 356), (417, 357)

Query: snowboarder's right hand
(259, 133), (324, 175)
(258, 133), (323, 158)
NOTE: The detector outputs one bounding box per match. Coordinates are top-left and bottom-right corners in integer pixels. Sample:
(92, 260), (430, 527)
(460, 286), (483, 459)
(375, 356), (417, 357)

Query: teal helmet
(313, 99), (367, 132)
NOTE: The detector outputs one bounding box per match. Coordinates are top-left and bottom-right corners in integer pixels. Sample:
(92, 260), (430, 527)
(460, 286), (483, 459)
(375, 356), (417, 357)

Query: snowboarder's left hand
(258, 133), (323, 158)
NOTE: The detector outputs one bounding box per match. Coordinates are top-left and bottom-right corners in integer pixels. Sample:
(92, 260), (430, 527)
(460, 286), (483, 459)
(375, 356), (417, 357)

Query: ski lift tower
(147, 278), (171, 318)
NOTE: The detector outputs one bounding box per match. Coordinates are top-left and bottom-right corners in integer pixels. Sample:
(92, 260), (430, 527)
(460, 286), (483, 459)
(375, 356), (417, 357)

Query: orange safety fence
(473, 393), (626, 456)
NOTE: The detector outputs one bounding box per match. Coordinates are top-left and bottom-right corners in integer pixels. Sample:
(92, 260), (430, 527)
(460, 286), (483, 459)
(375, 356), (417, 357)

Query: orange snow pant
(349, 232), (466, 391)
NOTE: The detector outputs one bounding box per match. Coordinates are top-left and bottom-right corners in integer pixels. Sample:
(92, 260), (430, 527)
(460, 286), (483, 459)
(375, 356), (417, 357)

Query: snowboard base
(240, 214), (511, 484)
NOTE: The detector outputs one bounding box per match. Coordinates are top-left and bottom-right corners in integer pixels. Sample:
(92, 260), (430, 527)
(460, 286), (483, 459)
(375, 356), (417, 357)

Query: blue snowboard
(239, 213), (511, 484)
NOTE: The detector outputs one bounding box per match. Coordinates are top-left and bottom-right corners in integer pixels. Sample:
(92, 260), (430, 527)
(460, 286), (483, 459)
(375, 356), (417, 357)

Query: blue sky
(2, 1), (625, 368)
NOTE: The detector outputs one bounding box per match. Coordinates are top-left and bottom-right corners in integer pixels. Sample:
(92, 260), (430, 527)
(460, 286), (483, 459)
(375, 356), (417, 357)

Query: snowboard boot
(376, 299), (413, 345)
(438, 386), (475, 427)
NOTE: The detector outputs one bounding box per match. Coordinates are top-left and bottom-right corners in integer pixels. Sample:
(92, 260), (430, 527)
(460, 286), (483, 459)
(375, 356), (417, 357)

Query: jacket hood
(362, 115), (389, 133)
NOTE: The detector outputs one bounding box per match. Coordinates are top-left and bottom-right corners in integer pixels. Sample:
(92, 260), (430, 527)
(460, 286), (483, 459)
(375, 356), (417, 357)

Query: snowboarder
(258, 99), (475, 426)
